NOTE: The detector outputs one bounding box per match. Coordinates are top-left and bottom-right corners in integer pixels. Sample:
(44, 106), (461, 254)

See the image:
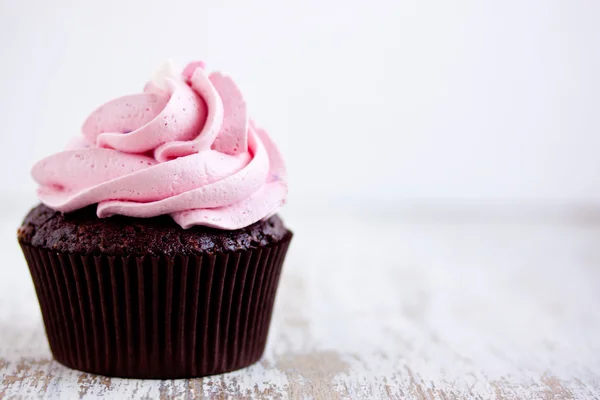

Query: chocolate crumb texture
(18, 204), (291, 256)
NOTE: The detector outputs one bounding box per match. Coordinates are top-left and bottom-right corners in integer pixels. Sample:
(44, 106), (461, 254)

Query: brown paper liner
(19, 234), (292, 379)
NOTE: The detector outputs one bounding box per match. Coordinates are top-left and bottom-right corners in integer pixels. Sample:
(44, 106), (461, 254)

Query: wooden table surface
(1, 207), (599, 399)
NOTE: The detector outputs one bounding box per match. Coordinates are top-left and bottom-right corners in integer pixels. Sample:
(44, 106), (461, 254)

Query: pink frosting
(32, 61), (287, 230)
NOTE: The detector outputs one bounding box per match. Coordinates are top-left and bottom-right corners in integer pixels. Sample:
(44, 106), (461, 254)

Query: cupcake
(17, 60), (292, 378)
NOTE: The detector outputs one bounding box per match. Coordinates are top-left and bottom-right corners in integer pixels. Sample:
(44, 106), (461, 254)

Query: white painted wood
(1, 210), (599, 399)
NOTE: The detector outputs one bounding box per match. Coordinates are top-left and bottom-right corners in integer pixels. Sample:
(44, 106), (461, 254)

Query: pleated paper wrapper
(19, 234), (292, 378)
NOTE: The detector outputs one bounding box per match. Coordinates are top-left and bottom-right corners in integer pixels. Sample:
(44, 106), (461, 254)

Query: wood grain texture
(1, 212), (599, 399)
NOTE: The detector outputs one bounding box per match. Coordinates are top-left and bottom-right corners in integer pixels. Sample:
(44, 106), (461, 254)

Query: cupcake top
(19, 204), (290, 256)
(32, 60), (287, 230)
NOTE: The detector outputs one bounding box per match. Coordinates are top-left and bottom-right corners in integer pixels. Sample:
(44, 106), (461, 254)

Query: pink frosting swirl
(32, 61), (287, 230)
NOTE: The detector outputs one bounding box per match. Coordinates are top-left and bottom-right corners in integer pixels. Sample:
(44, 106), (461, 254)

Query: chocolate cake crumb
(18, 204), (291, 256)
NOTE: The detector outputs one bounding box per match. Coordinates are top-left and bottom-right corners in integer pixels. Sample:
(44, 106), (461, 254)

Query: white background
(1, 0), (599, 215)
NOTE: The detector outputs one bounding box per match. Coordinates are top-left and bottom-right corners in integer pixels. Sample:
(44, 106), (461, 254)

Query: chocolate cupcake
(18, 60), (292, 378)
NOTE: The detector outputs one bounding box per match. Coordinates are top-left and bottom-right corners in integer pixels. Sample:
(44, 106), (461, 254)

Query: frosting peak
(33, 61), (287, 230)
